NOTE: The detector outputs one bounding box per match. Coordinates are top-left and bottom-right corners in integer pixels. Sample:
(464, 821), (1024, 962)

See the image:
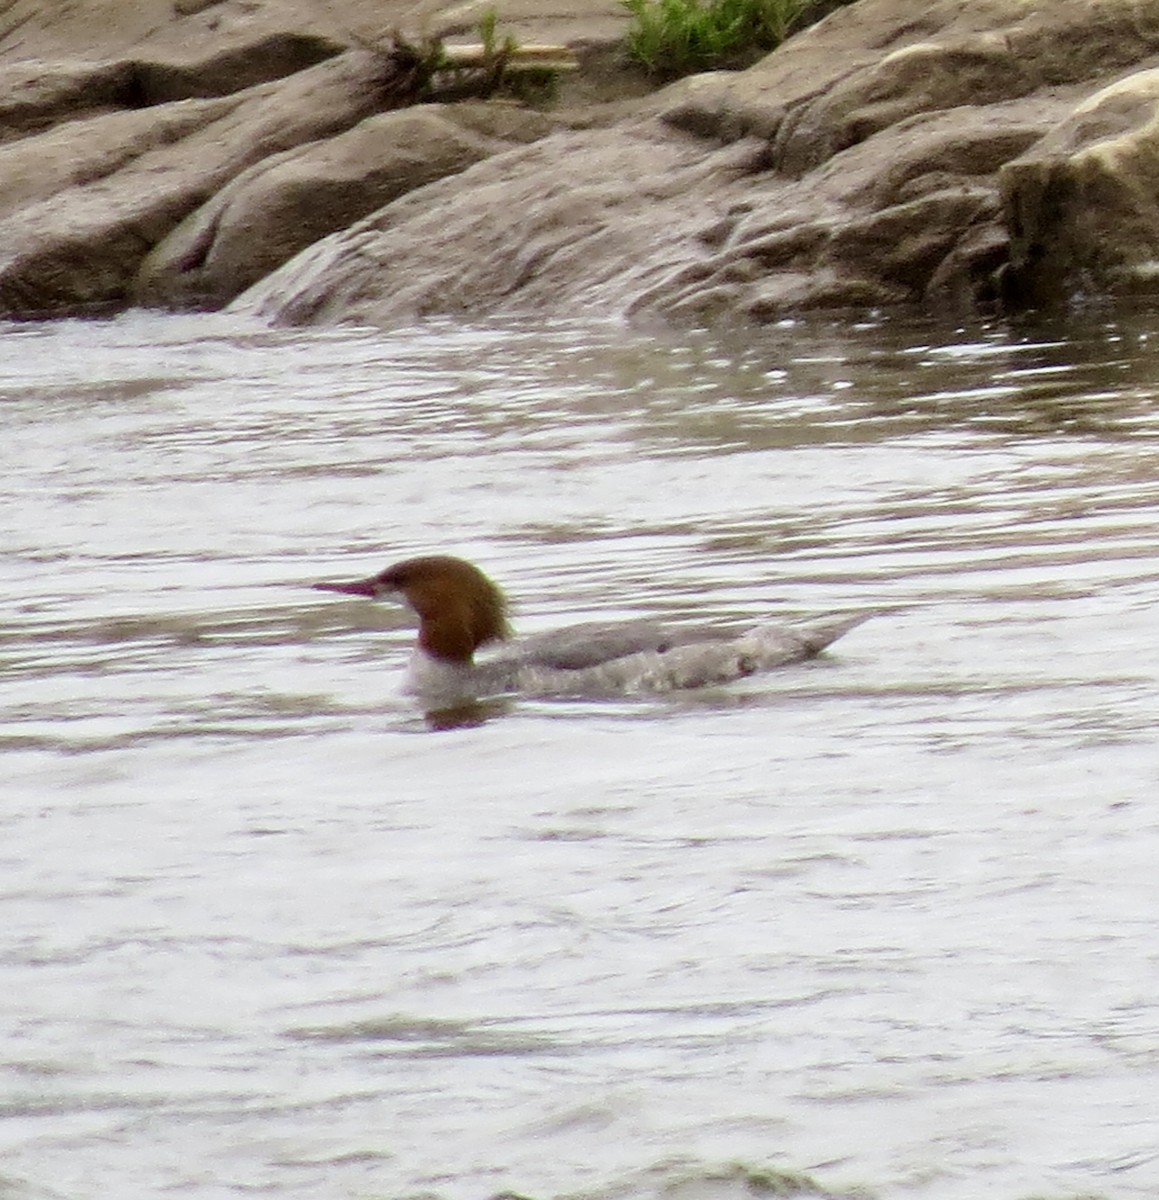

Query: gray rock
(135, 102), (556, 310)
(1001, 67), (1159, 304)
(6, 0), (1159, 323)
(234, 0), (1159, 324)
(0, 49), (410, 317)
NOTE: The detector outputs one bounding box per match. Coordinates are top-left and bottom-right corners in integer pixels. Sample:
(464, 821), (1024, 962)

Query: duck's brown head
(314, 554), (511, 664)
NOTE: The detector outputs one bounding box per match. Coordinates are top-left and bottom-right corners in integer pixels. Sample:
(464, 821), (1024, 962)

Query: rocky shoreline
(3, 0), (1159, 326)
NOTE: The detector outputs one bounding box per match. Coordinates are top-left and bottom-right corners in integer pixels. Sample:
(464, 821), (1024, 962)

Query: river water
(2, 308), (1157, 1200)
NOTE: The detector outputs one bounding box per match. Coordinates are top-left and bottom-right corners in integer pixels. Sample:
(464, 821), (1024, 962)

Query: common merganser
(314, 554), (869, 712)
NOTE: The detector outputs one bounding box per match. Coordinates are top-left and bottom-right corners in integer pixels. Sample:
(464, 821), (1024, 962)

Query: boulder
(233, 122), (755, 324)
(7, 0), (1159, 324)
(0, 94), (238, 224)
(133, 102), (556, 310)
(232, 0), (1159, 325)
(0, 49), (418, 317)
(0, 0), (629, 63)
(0, 32), (342, 141)
(0, 0), (632, 321)
(1001, 68), (1159, 305)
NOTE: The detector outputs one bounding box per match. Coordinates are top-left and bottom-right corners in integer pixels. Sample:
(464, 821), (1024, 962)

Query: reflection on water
(2, 307), (1159, 1200)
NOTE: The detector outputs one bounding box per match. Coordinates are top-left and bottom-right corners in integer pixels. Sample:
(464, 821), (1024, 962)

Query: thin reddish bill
(312, 578), (377, 596)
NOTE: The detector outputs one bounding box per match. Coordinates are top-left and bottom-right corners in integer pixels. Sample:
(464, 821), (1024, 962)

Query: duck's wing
(508, 619), (733, 671)
(586, 611), (872, 692)
(502, 612), (873, 696)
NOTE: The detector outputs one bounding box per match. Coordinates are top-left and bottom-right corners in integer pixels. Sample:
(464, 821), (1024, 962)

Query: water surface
(2, 308), (1158, 1200)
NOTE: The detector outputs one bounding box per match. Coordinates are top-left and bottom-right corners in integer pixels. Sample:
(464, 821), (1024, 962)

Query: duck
(313, 554), (868, 712)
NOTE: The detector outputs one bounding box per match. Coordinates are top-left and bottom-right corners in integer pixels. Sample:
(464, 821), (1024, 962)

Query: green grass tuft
(623, 0), (839, 79)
